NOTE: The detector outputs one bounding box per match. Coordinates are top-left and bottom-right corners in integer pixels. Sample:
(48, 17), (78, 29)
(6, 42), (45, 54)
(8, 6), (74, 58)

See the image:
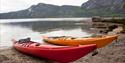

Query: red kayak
(12, 38), (96, 63)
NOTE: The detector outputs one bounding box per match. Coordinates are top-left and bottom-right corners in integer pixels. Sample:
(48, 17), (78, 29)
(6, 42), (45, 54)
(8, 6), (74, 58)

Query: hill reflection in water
(0, 20), (92, 46)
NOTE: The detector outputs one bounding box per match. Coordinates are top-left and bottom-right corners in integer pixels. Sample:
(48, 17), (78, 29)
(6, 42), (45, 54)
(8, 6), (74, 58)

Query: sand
(74, 34), (125, 63)
(0, 47), (53, 63)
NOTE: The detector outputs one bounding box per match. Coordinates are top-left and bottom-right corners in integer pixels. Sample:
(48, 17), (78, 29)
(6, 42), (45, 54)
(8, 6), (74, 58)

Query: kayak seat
(18, 37), (31, 43)
(35, 43), (41, 46)
(70, 37), (76, 39)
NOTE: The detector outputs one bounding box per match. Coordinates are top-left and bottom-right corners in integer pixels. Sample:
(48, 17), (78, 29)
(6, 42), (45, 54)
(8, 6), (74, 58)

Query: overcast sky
(0, 0), (88, 13)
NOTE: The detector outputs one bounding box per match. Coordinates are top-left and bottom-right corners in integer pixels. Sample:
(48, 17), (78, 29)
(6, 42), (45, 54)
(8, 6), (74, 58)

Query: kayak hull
(43, 35), (118, 48)
(13, 40), (96, 63)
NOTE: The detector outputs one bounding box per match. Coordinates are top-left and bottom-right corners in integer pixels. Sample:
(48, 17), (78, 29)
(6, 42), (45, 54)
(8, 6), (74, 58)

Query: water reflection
(0, 21), (92, 47)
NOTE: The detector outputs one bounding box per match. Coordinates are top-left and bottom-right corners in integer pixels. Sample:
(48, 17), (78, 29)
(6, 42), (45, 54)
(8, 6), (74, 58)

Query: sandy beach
(0, 28), (125, 63)
(74, 34), (125, 63)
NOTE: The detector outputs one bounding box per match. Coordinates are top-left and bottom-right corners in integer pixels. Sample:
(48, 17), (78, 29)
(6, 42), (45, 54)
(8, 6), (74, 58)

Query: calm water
(0, 18), (93, 47)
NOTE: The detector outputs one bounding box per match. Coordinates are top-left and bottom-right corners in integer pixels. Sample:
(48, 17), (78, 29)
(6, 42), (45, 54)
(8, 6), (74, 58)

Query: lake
(0, 18), (95, 47)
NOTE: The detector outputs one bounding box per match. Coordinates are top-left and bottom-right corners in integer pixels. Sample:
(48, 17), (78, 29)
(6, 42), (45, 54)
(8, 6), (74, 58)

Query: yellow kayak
(42, 35), (118, 48)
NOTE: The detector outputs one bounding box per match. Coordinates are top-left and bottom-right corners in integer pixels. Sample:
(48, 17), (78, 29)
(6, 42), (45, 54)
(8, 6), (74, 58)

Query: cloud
(0, 0), (29, 13)
(0, 0), (88, 13)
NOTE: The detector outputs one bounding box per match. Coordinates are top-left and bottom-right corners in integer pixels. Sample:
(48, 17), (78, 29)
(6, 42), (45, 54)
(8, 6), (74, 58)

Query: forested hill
(0, 0), (125, 19)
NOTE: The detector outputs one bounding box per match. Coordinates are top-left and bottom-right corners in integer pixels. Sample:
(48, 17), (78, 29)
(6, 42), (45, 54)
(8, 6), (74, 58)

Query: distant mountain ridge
(82, 0), (125, 12)
(0, 0), (125, 19)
